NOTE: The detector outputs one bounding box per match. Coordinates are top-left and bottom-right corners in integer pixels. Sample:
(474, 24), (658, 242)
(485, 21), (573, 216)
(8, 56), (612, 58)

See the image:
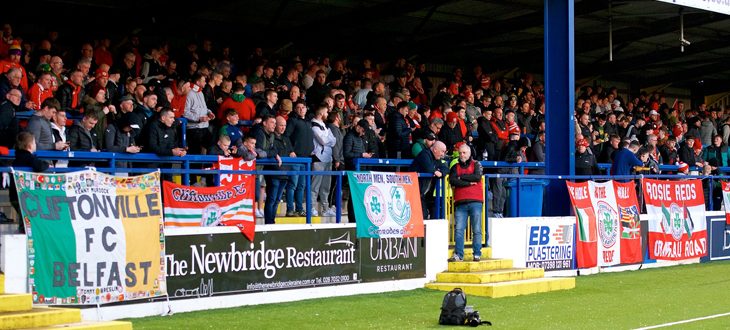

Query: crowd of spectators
(0, 23), (724, 220)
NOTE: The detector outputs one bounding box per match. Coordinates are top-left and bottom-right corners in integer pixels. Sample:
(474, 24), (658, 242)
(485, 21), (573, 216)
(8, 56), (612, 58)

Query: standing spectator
(409, 141), (448, 219)
(264, 116), (295, 224)
(255, 89), (278, 119)
(477, 108), (497, 160)
(147, 108), (186, 180)
(218, 83), (255, 123)
(448, 143), (484, 262)
(702, 135), (728, 168)
(439, 112), (464, 152)
(386, 101), (413, 158)
(218, 109), (245, 156)
(610, 141), (643, 177)
(327, 111), (345, 210)
(310, 105), (337, 217)
(184, 73), (214, 158)
(252, 115), (280, 217)
(283, 102), (314, 216)
(343, 119), (372, 170)
(0, 88), (20, 148)
(575, 138), (599, 176)
(26, 98), (66, 151)
(531, 131), (546, 174)
(678, 135), (704, 168)
(0, 68), (28, 108)
(307, 70), (330, 109)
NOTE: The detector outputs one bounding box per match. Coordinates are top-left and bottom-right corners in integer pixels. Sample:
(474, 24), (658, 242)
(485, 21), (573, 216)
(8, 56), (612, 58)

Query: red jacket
(452, 160), (484, 204)
(490, 118), (509, 142)
(28, 83), (53, 110)
(218, 97), (256, 123)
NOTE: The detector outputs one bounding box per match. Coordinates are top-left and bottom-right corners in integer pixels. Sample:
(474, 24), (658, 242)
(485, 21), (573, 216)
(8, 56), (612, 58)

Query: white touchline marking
(635, 312), (730, 329)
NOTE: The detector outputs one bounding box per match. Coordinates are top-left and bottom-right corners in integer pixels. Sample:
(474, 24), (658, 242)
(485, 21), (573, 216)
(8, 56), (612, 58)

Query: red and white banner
(566, 180), (644, 268)
(613, 181), (643, 264)
(163, 166), (257, 241)
(217, 157), (255, 185)
(566, 181), (598, 268)
(721, 181), (730, 225)
(641, 179), (707, 260)
(587, 181), (621, 267)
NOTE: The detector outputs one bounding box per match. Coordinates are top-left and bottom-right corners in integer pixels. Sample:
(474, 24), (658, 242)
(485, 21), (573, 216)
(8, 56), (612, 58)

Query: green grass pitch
(132, 261), (730, 329)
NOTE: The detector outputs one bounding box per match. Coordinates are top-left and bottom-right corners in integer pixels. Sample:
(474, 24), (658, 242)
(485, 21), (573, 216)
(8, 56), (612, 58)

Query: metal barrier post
(306, 164), (311, 224)
(336, 173), (342, 223)
(183, 160), (190, 185)
(434, 177), (441, 219)
(709, 177), (714, 210)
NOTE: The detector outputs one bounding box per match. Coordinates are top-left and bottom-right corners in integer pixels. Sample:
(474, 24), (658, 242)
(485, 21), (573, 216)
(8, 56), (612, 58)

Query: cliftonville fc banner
(642, 179), (707, 260)
(347, 171), (424, 238)
(163, 179), (256, 241)
(13, 170), (166, 305)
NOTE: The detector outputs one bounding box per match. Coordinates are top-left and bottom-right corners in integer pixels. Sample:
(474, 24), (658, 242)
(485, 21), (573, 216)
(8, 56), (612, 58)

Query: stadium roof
(14, 0), (730, 90)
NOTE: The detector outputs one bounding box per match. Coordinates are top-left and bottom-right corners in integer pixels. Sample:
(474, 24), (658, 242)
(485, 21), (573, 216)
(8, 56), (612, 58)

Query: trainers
(297, 210), (307, 216)
(255, 209), (264, 218)
(286, 210), (296, 217)
(473, 256), (481, 262)
(447, 255), (463, 262)
(311, 209), (319, 217)
(493, 213), (503, 218)
(323, 208), (336, 217)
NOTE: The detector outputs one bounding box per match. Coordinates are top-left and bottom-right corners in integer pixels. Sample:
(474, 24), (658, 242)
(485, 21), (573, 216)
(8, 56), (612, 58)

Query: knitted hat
(8, 41), (21, 55)
(95, 68), (108, 79)
(446, 111), (458, 123)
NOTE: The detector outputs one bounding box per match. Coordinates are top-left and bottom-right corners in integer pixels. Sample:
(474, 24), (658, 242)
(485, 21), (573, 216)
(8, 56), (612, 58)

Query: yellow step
(0, 293), (32, 312)
(0, 307), (81, 330)
(0, 273), (4, 294)
(448, 247), (492, 259)
(426, 277), (576, 298)
(436, 268), (544, 284)
(447, 259), (513, 272)
(37, 321), (133, 330)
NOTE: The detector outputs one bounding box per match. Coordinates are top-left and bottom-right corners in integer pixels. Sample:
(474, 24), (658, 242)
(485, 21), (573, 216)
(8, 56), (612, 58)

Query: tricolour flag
(566, 181), (597, 268)
(14, 170), (166, 305)
(642, 178), (707, 260)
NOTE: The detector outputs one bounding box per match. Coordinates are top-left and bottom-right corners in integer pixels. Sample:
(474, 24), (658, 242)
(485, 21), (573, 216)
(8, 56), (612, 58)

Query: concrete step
(0, 307), (81, 330)
(0, 293), (32, 312)
(426, 277), (576, 298)
(436, 267), (544, 284)
(448, 247), (492, 260)
(36, 321), (133, 330)
(447, 259), (513, 273)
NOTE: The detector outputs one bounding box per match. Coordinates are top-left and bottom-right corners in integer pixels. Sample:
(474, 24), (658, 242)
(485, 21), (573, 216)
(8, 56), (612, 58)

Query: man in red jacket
(448, 143), (484, 262)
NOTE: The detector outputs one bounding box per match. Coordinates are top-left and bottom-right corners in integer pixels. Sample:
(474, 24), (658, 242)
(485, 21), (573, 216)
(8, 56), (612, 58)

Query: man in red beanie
(439, 110), (464, 152)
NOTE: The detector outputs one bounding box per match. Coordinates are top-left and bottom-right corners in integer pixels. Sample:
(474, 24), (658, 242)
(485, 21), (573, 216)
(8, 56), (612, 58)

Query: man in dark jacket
(283, 102), (313, 216)
(66, 112), (100, 167)
(448, 143), (484, 262)
(575, 139), (599, 177)
(476, 108), (497, 160)
(343, 119), (372, 170)
(56, 69), (86, 114)
(264, 116), (294, 224)
(386, 101), (413, 158)
(147, 108), (186, 180)
(410, 141), (448, 219)
(0, 88), (21, 148)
